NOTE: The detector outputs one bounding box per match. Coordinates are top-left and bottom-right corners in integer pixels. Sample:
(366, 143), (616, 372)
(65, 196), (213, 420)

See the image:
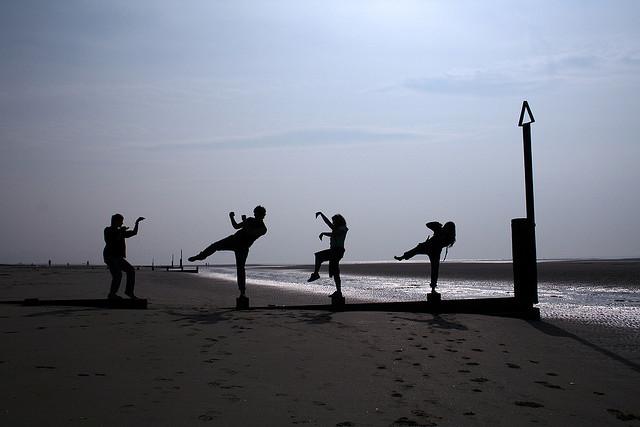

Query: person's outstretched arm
(315, 212), (334, 230)
(319, 231), (333, 241)
(229, 212), (244, 229)
(125, 217), (145, 237)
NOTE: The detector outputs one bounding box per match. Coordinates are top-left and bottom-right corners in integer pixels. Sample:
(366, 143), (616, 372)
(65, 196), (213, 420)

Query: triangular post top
(518, 101), (535, 127)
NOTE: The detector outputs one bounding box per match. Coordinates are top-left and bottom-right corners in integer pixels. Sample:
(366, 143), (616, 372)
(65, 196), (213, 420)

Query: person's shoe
(329, 291), (343, 298)
(307, 273), (320, 282)
(394, 256), (403, 261)
(188, 254), (202, 262)
(124, 292), (139, 300)
(108, 293), (123, 300)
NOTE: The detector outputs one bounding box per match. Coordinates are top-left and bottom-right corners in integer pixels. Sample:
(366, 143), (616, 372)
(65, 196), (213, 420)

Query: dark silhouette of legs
(394, 241), (429, 261)
(308, 249), (345, 296)
(308, 249), (332, 282)
(189, 235), (236, 261)
(106, 258), (136, 299)
(395, 242), (443, 292)
(189, 236), (250, 295)
(235, 248), (249, 296)
(329, 256), (342, 296)
(428, 252), (440, 291)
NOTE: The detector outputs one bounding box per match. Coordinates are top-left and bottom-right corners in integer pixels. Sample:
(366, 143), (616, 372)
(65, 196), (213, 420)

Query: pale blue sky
(1, 1), (639, 264)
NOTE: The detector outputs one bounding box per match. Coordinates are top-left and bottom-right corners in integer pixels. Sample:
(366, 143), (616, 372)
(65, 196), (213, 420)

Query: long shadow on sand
(168, 309), (237, 325)
(168, 309), (335, 327)
(392, 314), (468, 331)
(529, 321), (640, 374)
(21, 308), (98, 318)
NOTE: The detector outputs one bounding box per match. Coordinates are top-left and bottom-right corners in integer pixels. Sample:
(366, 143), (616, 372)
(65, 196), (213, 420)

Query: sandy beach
(1, 264), (639, 426)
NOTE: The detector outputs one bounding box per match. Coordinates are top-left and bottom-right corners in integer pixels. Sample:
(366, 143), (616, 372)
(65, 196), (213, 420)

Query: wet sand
(1, 265), (639, 426)
(270, 258), (640, 287)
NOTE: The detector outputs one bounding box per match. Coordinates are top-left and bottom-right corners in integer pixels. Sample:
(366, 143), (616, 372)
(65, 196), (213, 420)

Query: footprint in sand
(198, 410), (220, 422)
(545, 372), (559, 377)
(471, 377), (488, 383)
(593, 391), (605, 396)
(534, 380), (564, 390)
(335, 422), (354, 427)
(607, 409), (640, 421)
(466, 362), (479, 366)
(391, 416), (430, 426)
(506, 363), (521, 369)
(514, 401), (544, 408)
(391, 392), (403, 398)
(463, 411), (475, 416)
(471, 348), (483, 352)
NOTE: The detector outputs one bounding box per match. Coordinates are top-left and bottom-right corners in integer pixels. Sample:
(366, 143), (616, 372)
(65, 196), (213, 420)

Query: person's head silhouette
(332, 214), (346, 227)
(111, 213), (124, 227)
(254, 205), (266, 219)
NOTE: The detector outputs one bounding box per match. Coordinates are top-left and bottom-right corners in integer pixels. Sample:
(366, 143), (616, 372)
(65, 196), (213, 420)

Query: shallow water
(199, 265), (640, 330)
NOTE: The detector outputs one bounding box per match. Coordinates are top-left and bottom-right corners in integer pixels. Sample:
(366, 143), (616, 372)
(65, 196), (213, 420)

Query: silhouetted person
(188, 206), (267, 297)
(103, 214), (145, 300)
(394, 221), (456, 292)
(307, 212), (348, 298)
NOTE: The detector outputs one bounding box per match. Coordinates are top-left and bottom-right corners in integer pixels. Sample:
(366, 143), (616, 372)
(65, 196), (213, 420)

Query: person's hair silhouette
(394, 221), (456, 292)
(103, 214), (145, 300)
(307, 212), (348, 298)
(188, 206), (267, 297)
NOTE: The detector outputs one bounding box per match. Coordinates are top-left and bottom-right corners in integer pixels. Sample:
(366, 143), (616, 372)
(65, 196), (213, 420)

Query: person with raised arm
(188, 206), (267, 298)
(103, 214), (145, 300)
(307, 211), (348, 298)
(394, 221), (456, 293)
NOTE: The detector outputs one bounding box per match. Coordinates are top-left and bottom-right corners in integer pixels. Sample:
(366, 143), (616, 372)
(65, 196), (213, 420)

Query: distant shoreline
(3, 257), (640, 268)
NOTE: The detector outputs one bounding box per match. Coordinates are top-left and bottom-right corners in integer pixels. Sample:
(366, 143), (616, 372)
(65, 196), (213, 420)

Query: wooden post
(513, 101), (539, 306)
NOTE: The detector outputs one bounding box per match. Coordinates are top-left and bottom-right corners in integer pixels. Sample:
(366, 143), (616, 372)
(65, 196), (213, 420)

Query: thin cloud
(404, 50), (638, 96)
(143, 127), (432, 151)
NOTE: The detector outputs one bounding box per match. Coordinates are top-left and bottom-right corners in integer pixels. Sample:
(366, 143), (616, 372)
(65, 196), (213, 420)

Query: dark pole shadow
(528, 320), (640, 374)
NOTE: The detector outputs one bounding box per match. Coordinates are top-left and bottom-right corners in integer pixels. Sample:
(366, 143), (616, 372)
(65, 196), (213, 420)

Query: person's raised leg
(308, 249), (331, 282)
(189, 235), (236, 262)
(395, 242), (428, 261)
